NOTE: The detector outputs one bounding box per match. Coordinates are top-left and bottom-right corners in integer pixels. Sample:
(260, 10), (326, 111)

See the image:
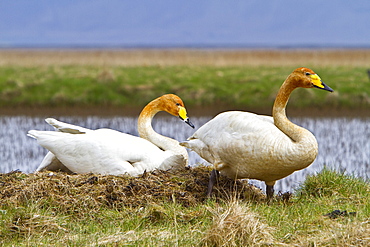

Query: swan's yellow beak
(311, 74), (334, 92)
(179, 106), (195, 128)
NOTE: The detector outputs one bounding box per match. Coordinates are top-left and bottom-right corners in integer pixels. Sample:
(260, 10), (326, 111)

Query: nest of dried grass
(0, 166), (266, 215)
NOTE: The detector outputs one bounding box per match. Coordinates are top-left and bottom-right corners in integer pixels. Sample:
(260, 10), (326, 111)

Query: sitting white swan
(180, 67), (333, 199)
(28, 94), (194, 176)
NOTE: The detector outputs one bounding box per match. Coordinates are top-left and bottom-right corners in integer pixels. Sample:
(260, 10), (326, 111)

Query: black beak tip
(322, 82), (334, 92)
(186, 119), (195, 129)
(180, 116), (195, 128)
(188, 121), (195, 129)
(314, 82), (334, 92)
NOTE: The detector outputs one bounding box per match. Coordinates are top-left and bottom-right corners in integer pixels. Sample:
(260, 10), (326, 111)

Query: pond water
(1, 115), (369, 192)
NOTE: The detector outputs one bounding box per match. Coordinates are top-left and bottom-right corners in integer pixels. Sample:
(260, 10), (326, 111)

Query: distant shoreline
(1, 49), (369, 67)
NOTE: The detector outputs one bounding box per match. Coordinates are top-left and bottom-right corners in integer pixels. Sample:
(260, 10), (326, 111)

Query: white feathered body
(29, 127), (183, 176)
(182, 111), (318, 184)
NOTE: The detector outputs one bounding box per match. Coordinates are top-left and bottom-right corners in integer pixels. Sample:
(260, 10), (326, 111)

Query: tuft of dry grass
(202, 200), (275, 247)
(9, 212), (68, 237)
(0, 49), (369, 67)
(95, 230), (138, 246)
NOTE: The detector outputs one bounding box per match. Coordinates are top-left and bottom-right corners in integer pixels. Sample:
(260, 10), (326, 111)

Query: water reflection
(1, 116), (369, 192)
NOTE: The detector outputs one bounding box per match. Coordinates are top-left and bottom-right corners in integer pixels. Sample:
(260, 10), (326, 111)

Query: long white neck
(272, 77), (311, 143)
(137, 103), (189, 161)
(272, 76), (318, 167)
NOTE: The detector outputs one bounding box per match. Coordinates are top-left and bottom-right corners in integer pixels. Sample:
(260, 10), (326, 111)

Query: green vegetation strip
(0, 66), (369, 109)
(1, 167), (369, 246)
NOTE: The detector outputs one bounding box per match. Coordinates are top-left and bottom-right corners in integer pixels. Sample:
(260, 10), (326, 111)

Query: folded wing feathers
(45, 118), (89, 134)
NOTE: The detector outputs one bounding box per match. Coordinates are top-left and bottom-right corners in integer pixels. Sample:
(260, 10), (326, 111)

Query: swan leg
(266, 183), (275, 201)
(206, 169), (220, 197)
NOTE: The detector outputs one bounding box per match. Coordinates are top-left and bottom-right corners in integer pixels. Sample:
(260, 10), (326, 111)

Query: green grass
(1, 169), (369, 246)
(0, 65), (369, 109)
(251, 168), (370, 245)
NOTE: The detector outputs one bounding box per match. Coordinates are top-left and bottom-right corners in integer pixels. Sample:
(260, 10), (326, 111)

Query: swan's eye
(305, 72), (311, 76)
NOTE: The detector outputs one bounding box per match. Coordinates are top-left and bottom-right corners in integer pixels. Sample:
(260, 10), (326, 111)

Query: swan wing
(158, 153), (187, 171)
(35, 151), (73, 173)
(181, 111), (299, 180)
(45, 118), (91, 134)
(183, 111), (281, 161)
(28, 129), (169, 176)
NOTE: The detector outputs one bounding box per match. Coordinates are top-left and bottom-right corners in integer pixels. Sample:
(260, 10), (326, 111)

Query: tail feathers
(179, 141), (190, 148)
(27, 129), (66, 140)
(45, 118), (89, 134)
(159, 154), (186, 171)
(27, 130), (55, 139)
(27, 130), (38, 139)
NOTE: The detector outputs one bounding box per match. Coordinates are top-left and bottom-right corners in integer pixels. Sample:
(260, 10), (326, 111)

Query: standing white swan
(180, 67), (333, 199)
(28, 94), (194, 176)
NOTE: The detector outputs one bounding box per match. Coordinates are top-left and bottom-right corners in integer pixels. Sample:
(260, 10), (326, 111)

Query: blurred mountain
(0, 0), (369, 48)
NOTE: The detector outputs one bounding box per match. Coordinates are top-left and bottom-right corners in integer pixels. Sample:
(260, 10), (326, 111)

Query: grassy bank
(1, 167), (369, 246)
(0, 65), (369, 110)
(0, 50), (369, 113)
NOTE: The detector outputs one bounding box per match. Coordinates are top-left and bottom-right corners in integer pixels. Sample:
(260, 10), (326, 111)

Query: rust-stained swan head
(287, 67), (333, 92)
(142, 94), (194, 128)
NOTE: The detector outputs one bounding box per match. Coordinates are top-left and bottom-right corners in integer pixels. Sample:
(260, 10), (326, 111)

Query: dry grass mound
(0, 166), (265, 214)
(202, 200), (275, 246)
